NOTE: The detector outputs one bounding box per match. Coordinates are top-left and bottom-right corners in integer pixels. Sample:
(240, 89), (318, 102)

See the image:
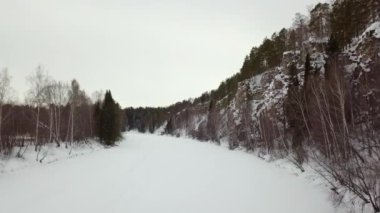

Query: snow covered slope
(0, 132), (343, 213)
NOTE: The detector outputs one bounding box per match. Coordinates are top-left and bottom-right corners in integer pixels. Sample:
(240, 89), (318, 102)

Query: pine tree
(165, 116), (174, 134)
(304, 53), (311, 89)
(240, 56), (253, 80)
(273, 28), (287, 64)
(325, 35), (340, 80)
(95, 90), (122, 146)
(285, 63), (305, 165)
(327, 34), (339, 55)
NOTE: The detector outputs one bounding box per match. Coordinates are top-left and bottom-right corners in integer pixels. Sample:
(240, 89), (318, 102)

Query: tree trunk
(35, 106), (40, 152)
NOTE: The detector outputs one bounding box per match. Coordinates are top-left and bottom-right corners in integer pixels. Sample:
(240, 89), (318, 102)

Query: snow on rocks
(366, 21), (380, 39)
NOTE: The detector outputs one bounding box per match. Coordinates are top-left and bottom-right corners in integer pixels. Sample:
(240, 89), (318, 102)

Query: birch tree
(67, 79), (80, 145)
(43, 80), (69, 146)
(26, 66), (50, 151)
(0, 68), (12, 145)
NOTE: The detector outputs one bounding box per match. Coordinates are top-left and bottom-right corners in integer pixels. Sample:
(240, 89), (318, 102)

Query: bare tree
(240, 84), (254, 150)
(66, 79), (92, 145)
(227, 106), (238, 150)
(206, 99), (219, 143)
(51, 81), (69, 144)
(26, 66), (51, 152)
(301, 58), (380, 211)
(42, 80), (69, 147)
(91, 90), (104, 104)
(0, 68), (12, 151)
(66, 79), (79, 145)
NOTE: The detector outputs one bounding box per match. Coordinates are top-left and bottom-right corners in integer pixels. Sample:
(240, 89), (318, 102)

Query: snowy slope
(0, 132), (343, 213)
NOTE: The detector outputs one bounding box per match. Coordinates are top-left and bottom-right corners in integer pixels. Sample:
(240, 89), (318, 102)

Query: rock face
(156, 20), (380, 152)
(282, 51), (301, 68)
(162, 66), (288, 151)
(343, 22), (380, 130)
(309, 3), (331, 41)
(125, 3), (380, 211)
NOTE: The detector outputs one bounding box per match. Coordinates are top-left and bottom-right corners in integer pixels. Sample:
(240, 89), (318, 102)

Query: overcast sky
(0, 0), (326, 108)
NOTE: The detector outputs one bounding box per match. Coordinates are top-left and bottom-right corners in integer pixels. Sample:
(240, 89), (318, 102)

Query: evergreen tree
(325, 35), (340, 80)
(285, 63), (305, 164)
(288, 63), (300, 89)
(326, 34), (339, 55)
(240, 56), (253, 80)
(165, 116), (174, 134)
(273, 28), (287, 64)
(95, 90), (123, 146)
(304, 53), (311, 89)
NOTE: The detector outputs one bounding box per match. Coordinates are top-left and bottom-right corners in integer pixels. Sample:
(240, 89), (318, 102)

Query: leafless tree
(26, 66), (51, 152)
(302, 58), (380, 211)
(43, 80), (69, 147)
(67, 79), (80, 146)
(91, 90), (104, 104)
(0, 68), (13, 152)
(227, 107), (238, 150)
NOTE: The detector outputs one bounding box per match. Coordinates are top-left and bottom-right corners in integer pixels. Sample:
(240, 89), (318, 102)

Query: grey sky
(0, 0), (326, 107)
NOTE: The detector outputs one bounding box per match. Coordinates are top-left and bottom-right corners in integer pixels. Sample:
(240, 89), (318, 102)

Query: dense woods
(125, 1), (380, 212)
(0, 67), (124, 159)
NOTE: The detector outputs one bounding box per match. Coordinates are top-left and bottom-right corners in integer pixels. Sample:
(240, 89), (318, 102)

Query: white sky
(0, 0), (325, 107)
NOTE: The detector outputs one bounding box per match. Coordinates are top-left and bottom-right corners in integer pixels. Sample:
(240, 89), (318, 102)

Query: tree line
(0, 66), (124, 159)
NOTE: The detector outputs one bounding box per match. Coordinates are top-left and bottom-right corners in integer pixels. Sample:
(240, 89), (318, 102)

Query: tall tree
(0, 68), (12, 144)
(207, 98), (219, 143)
(285, 63), (305, 165)
(304, 53), (311, 90)
(67, 79), (80, 145)
(26, 66), (51, 151)
(95, 90), (122, 145)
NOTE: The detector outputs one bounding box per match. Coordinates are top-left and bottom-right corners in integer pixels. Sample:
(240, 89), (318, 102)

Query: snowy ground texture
(0, 132), (345, 213)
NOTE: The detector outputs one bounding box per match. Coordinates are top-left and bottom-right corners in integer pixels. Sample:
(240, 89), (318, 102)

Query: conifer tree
(304, 53), (311, 89)
(240, 56), (253, 80)
(95, 90), (122, 146)
(165, 116), (174, 134)
(325, 35), (340, 80)
(326, 34), (339, 55)
(285, 63), (305, 164)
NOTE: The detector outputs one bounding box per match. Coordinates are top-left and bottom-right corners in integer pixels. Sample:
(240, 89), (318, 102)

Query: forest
(125, 1), (380, 212)
(0, 66), (124, 160)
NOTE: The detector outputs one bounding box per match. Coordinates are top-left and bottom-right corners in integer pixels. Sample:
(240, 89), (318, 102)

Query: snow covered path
(0, 132), (340, 213)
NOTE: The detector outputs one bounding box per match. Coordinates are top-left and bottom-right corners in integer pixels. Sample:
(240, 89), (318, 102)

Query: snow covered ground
(0, 132), (344, 213)
(0, 141), (103, 174)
